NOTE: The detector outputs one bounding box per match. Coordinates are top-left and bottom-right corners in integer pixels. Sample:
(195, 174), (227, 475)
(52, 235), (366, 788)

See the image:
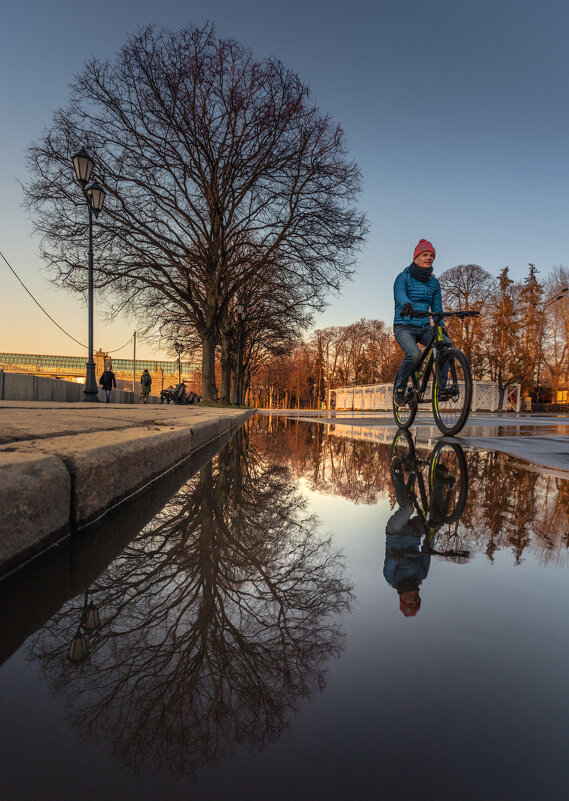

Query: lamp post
(72, 149), (106, 402)
(174, 342), (184, 384)
(235, 302), (247, 406)
(535, 287), (569, 405)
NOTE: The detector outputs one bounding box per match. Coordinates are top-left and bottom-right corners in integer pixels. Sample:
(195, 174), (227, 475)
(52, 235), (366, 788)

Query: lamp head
(72, 148), (94, 186)
(87, 180), (106, 218)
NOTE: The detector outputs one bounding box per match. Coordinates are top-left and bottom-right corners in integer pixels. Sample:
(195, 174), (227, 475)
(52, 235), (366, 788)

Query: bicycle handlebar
(407, 310), (480, 320)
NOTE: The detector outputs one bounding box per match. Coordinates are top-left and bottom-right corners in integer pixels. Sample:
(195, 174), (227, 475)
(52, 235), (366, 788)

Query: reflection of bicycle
(390, 430), (469, 558)
(393, 309), (480, 436)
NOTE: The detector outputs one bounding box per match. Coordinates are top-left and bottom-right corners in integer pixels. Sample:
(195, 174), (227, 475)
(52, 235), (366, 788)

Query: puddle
(2, 417), (569, 800)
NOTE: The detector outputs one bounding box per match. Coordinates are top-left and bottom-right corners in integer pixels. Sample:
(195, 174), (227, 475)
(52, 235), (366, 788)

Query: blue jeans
(394, 324), (434, 390)
(105, 389), (112, 402)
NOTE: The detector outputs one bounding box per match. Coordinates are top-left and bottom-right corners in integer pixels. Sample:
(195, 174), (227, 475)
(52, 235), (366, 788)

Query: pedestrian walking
(99, 365), (116, 403)
(140, 368), (152, 403)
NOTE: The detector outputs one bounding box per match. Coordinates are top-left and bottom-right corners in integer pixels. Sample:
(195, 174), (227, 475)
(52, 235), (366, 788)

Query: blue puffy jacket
(393, 265), (443, 328)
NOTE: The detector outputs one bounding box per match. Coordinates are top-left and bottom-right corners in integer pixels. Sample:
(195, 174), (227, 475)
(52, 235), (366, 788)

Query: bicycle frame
(410, 320), (450, 403)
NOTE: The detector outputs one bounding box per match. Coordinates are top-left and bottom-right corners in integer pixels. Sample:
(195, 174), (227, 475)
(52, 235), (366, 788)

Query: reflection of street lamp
(235, 302), (247, 406)
(535, 287), (569, 405)
(68, 591), (101, 663)
(174, 342), (184, 384)
(72, 148), (106, 402)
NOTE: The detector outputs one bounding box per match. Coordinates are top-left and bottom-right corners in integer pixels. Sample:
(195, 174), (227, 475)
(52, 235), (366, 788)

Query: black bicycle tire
(390, 429), (417, 489)
(392, 380), (418, 429)
(432, 348), (473, 436)
(428, 440), (469, 523)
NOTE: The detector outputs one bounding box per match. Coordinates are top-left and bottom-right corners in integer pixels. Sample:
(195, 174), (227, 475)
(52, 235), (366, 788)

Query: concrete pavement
(0, 401), (254, 578)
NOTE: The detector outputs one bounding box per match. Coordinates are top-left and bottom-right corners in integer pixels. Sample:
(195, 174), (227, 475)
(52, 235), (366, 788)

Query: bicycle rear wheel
(393, 376), (418, 429)
(432, 349), (472, 436)
(428, 440), (468, 523)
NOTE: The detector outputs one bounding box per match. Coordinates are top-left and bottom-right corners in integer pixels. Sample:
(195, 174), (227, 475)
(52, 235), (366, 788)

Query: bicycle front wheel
(432, 349), (472, 436)
(393, 376), (418, 429)
(428, 440), (468, 522)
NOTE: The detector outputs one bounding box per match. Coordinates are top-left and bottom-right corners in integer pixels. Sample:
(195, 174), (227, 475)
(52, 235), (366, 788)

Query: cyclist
(393, 238), (443, 406)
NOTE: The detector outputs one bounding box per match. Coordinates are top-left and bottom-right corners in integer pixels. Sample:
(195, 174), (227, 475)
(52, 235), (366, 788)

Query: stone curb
(0, 409), (253, 579)
(0, 452), (71, 577)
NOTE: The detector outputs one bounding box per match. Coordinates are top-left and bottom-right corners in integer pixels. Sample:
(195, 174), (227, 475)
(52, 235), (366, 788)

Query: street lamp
(535, 286), (569, 405)
(72, 149), (106, 402)
(174, 342), (184, 384)
(235, 302), (247, 406)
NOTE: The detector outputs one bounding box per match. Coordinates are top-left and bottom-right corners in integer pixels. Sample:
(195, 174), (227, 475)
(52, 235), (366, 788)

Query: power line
(107, 336), (133, 353)
(1, 249), (86, 348)
(1, 249), (134, 354)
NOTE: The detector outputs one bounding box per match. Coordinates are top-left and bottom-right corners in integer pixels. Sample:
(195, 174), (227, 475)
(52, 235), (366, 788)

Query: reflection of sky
(3, 434), (569, 799)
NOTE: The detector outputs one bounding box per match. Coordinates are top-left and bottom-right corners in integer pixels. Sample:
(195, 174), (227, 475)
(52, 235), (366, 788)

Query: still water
(2, 417), (569, 801)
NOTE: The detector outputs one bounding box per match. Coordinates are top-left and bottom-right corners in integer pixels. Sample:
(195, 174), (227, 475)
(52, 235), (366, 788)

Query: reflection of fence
(333, 381), (521, 412)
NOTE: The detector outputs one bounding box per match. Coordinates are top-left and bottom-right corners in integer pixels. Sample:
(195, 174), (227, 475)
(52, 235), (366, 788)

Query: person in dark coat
(140, 369), (152, 403)
(99, 365), (116, 403)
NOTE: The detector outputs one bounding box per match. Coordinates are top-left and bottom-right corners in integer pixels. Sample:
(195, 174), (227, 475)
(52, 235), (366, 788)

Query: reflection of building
(0, 350), (201, 396)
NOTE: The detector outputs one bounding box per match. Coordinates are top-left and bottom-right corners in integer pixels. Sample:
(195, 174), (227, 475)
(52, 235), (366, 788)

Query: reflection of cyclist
(393, 239), (443, 407)
(384, 455), (435, 616)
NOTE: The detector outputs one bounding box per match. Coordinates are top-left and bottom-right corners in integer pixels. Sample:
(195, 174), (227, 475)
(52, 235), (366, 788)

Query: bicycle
(392, 310), (480, 436)
(390, 430), (470, 558)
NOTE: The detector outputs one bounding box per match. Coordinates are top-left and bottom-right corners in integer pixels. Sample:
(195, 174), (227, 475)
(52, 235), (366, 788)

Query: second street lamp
(72, 149), (106, 402)
(174, 342), (184, 384)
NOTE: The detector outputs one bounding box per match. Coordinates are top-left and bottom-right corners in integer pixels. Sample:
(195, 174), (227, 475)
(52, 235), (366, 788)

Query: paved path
(0, 401), (253, 578)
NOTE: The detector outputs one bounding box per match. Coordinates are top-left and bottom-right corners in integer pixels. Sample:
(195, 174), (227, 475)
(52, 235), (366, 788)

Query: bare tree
(482, 267), (525, 408)
(541, 266), (569, 400)
(438, 264), (492, 376)
(24, 24), (367, 399)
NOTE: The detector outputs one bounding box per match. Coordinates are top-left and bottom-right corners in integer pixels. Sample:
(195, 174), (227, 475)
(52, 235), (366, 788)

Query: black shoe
(439, 387), (459, 402)
(394, 389), (405, 405)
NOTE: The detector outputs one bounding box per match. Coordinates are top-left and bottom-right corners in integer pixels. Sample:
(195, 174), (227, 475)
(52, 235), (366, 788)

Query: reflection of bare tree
(251, 416), (569, 566)
(249, 416), (392, 504)
(412, 448), (569, 567)
(28, 429), (352, 776)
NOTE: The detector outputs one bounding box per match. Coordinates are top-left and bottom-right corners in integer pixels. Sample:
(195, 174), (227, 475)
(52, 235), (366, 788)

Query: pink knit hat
(413, 239), (436, 260)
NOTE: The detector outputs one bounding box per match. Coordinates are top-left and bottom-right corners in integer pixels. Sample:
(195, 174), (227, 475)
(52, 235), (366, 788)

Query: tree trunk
(220, 329), (233, 405)
(201, 330), (218, 401)
(497, 376), (508, 411)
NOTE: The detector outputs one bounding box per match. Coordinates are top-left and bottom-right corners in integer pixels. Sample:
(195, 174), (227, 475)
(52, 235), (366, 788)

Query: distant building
(0, 349), (201, 396)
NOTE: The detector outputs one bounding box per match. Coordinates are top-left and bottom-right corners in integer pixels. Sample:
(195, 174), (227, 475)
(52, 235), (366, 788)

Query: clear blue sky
(2, 0), (568, 359)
